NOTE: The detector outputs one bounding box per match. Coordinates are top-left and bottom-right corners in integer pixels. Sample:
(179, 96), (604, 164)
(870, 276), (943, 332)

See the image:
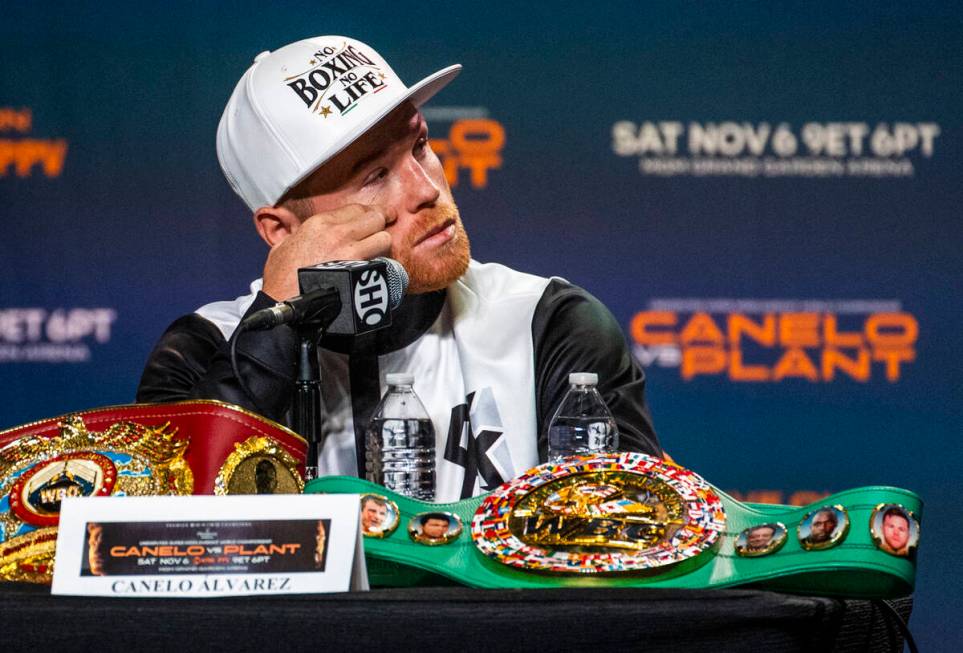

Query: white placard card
(52, 494), (368, 597)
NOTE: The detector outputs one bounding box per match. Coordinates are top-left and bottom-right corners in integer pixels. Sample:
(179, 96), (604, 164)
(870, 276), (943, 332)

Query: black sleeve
(531, 279), (661, 460)
(135, 292), (299, 424)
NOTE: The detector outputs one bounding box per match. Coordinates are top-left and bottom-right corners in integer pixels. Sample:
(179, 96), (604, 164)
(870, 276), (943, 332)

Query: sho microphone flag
(297, 258), (408, 335)
(241, 258), (408, 335)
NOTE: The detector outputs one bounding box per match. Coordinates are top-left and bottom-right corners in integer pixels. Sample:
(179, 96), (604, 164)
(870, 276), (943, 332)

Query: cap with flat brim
(216, 36), (461, 212)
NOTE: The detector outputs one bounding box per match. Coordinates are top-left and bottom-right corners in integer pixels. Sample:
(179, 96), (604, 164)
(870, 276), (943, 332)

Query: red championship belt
(0, 400), (306, 583)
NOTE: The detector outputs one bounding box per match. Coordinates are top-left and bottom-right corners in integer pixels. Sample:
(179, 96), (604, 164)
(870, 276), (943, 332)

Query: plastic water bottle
(365, 373), (435, 501)
(547, 372), (619, 461)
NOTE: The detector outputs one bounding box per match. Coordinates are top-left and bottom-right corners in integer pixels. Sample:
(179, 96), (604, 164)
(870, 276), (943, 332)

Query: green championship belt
(305, 453), (920, 598)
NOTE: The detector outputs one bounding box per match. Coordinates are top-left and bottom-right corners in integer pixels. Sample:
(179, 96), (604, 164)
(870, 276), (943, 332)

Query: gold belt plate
(471, 453), (726, 574)
(0, 415), (193, 583)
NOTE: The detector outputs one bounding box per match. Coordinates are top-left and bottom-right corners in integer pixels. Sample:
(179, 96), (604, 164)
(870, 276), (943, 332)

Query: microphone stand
(289, 292), (341, 482)
(294, 326), (323, 481)
(236, 259), (406, 481)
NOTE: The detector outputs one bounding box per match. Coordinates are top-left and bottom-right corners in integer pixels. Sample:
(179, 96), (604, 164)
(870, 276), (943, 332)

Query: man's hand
(261, 204), (394, 301)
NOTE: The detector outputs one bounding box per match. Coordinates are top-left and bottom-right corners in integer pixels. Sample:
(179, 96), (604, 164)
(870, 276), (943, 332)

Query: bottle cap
(385, 372), (415, 386)
(569, 372), (598, 386)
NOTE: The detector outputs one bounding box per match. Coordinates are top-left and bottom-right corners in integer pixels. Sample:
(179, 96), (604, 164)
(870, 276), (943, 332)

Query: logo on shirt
(444, 388), (516, 499)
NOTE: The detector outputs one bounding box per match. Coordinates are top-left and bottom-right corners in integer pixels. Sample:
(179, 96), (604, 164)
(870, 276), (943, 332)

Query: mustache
(397, 204), (461, 248)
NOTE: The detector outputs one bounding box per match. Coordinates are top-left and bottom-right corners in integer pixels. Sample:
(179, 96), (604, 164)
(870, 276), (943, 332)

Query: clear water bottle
(547, 372), (619, 461)
(365, 373), (435, 501)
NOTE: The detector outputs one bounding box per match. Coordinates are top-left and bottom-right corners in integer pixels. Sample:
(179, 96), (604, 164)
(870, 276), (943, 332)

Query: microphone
(241, 257), (408, 334)
(240, 286), (340, 331)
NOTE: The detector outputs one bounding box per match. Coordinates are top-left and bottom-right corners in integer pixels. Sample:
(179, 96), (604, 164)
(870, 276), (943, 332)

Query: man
(418, 514), (452, 541)
(314, 520), (327, 569)
(361, 495), (389, 535)
(879, 507), (911, 556)
(137, 35), (660, 502)
(745, 524), (776, 552)
(86, 522), (105, 576)
(803, 508), (839, 546)
(254, 458), (278, 494)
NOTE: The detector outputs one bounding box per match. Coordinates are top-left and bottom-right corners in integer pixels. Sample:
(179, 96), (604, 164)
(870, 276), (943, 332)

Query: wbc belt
(306, 453), (920, 598)
(0, 400), (306, 583)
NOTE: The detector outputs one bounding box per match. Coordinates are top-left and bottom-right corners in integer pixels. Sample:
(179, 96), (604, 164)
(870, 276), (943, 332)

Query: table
(0, 583), (912, 652)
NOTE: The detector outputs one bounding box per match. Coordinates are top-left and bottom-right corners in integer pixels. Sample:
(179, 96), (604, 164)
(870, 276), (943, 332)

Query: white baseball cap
(217, 36), (461, 211)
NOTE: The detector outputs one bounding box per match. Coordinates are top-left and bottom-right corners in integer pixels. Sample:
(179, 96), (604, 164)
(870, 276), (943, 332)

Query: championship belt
(306, 453), (920, 598)
(0, 400), (306, 583)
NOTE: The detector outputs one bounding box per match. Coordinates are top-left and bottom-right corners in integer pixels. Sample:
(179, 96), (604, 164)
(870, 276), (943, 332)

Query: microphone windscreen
(374, 257), (409, 309)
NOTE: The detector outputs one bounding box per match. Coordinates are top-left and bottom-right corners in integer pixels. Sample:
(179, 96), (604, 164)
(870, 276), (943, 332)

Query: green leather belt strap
(305, 475), (919, 598)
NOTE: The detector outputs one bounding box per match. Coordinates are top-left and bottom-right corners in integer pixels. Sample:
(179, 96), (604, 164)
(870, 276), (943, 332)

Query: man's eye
(364, 168), (388, 185)
(414, 136), (428, 155)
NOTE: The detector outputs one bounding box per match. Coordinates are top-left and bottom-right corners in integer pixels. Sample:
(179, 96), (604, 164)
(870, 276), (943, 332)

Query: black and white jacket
(137, 260), (660, 501)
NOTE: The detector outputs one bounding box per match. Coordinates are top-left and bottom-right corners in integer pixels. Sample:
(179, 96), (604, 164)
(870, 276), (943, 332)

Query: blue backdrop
(2, 2), (960, 647)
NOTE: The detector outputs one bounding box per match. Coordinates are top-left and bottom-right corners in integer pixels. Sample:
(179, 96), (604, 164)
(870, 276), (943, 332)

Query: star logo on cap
(319, 105), (332, 118)
(309, 59), (317, 65)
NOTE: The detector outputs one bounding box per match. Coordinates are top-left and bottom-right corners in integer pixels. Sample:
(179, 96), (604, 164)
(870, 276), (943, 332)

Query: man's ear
(253, 205), (301, 247)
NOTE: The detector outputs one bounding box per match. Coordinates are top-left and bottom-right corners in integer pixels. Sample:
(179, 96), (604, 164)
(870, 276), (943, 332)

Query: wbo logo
(285, 43), (388, 118)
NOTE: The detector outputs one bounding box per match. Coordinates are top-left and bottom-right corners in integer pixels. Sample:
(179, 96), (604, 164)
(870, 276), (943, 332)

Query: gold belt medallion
(0, 415), (193, 583)
(471, 453), (725, 574)
(213, 436), (304, 495)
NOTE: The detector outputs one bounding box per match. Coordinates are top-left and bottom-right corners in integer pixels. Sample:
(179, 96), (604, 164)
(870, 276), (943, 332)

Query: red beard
(391, 202), (471, 294)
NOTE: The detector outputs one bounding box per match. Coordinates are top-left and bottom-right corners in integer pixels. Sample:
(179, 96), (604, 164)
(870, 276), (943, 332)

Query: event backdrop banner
(2, 2), (961, 648)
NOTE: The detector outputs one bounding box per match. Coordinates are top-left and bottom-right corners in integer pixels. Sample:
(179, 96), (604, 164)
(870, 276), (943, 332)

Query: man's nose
(401, 156), (441, 213)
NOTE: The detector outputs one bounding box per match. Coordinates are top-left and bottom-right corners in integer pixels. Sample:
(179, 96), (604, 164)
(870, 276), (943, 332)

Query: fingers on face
(325, 204), (387, 225)
(303, 205), (384, 235)
(351, 208), (389, 237)
(346, 230), (393, 260)
(298, 204), (393, 261)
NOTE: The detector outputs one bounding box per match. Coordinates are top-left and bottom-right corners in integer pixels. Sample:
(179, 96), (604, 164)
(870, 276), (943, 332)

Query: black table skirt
(0, 583), (911, 652)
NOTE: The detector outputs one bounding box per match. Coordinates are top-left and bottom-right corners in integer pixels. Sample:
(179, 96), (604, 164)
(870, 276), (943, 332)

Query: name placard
(52, 494), (367, 597)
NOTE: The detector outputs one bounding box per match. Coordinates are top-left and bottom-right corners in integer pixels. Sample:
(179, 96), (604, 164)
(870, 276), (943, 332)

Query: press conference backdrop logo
(631, 299), (916, 383)
(0, 107), (68, 178)
(424, 106), (504, 189)
(612, 121), (940, 178)
(0, 308), (116, 363)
